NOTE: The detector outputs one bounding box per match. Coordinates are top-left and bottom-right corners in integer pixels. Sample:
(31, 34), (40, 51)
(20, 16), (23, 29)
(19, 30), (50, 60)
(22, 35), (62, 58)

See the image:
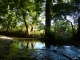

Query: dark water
(0, 39), (80, 60)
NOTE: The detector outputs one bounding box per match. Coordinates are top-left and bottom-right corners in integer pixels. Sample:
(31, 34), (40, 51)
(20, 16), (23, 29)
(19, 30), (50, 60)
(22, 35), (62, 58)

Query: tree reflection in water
(19, 40), (35, 50)
(3, 39), (80, 60)
(45, 42), (50, 49)
(6, 39), (45, 60)
(26, 40), (35, 49)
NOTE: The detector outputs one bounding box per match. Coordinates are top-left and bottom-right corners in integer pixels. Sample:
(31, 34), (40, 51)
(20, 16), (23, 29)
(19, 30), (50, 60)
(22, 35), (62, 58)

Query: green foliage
(52, 3), (78, 17)
(0, 0), (80, 41)
(6, 41), (20, 60)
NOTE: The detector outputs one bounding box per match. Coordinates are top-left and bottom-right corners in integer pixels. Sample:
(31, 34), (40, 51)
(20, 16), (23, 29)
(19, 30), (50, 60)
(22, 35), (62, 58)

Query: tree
(45, 0), (53, 39)
(0, 0), (80, 40)
(74, 16), (80, 42)
(0, 0), (18, 31)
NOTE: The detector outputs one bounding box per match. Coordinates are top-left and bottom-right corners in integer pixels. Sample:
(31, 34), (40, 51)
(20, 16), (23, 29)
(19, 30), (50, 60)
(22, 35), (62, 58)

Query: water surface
(0, 39), (80, 60)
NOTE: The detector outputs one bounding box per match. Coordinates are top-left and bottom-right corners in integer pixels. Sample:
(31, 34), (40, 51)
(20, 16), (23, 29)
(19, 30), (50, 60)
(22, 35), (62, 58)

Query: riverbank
(0, 39), (13, 60)
(0, 35), (80, 46)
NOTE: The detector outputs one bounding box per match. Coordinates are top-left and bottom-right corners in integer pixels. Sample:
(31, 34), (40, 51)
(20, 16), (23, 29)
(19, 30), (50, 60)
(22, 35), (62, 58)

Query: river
(0, 38), (80, 60)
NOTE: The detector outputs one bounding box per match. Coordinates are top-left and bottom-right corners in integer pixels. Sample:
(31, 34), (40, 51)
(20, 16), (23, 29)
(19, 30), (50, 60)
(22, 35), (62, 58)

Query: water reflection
(6, 39), (45, 60)
(14, 40), (45, 50)
(6, 39), (80, 60)
(13, 40), (45, 50)
(45, 42), (50, 49)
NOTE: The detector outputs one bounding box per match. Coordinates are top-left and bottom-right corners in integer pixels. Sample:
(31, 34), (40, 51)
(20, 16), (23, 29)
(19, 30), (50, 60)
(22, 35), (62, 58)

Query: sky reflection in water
(18, 40), (45, 49)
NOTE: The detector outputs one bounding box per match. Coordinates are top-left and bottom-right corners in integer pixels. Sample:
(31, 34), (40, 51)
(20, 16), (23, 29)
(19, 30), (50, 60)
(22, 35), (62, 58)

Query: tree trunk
(45, 0), (52, 37)
(74, 16), (80, 42)
(22, 11), (29, 36)
(20, 0), (29, 36)
(65, 16), (75, 37)
(71, 22), (75, 36)
(28, 25), (34, 36)
(66, 19), (75, 36)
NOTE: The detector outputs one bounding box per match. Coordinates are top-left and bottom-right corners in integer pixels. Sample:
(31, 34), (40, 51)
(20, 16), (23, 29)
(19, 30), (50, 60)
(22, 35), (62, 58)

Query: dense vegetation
(0, 0), (80, 44)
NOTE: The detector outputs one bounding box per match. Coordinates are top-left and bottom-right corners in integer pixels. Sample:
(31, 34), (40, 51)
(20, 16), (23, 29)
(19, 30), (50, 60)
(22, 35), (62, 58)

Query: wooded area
(0, 0), (80, 44)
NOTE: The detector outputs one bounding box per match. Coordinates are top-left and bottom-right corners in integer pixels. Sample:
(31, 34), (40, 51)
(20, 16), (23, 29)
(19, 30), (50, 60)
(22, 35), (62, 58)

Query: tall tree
(45, 0), (52, 38)
(74, 16), (80, 42)
(19, 0), (29, 36)
(71, 0), (80, 42)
